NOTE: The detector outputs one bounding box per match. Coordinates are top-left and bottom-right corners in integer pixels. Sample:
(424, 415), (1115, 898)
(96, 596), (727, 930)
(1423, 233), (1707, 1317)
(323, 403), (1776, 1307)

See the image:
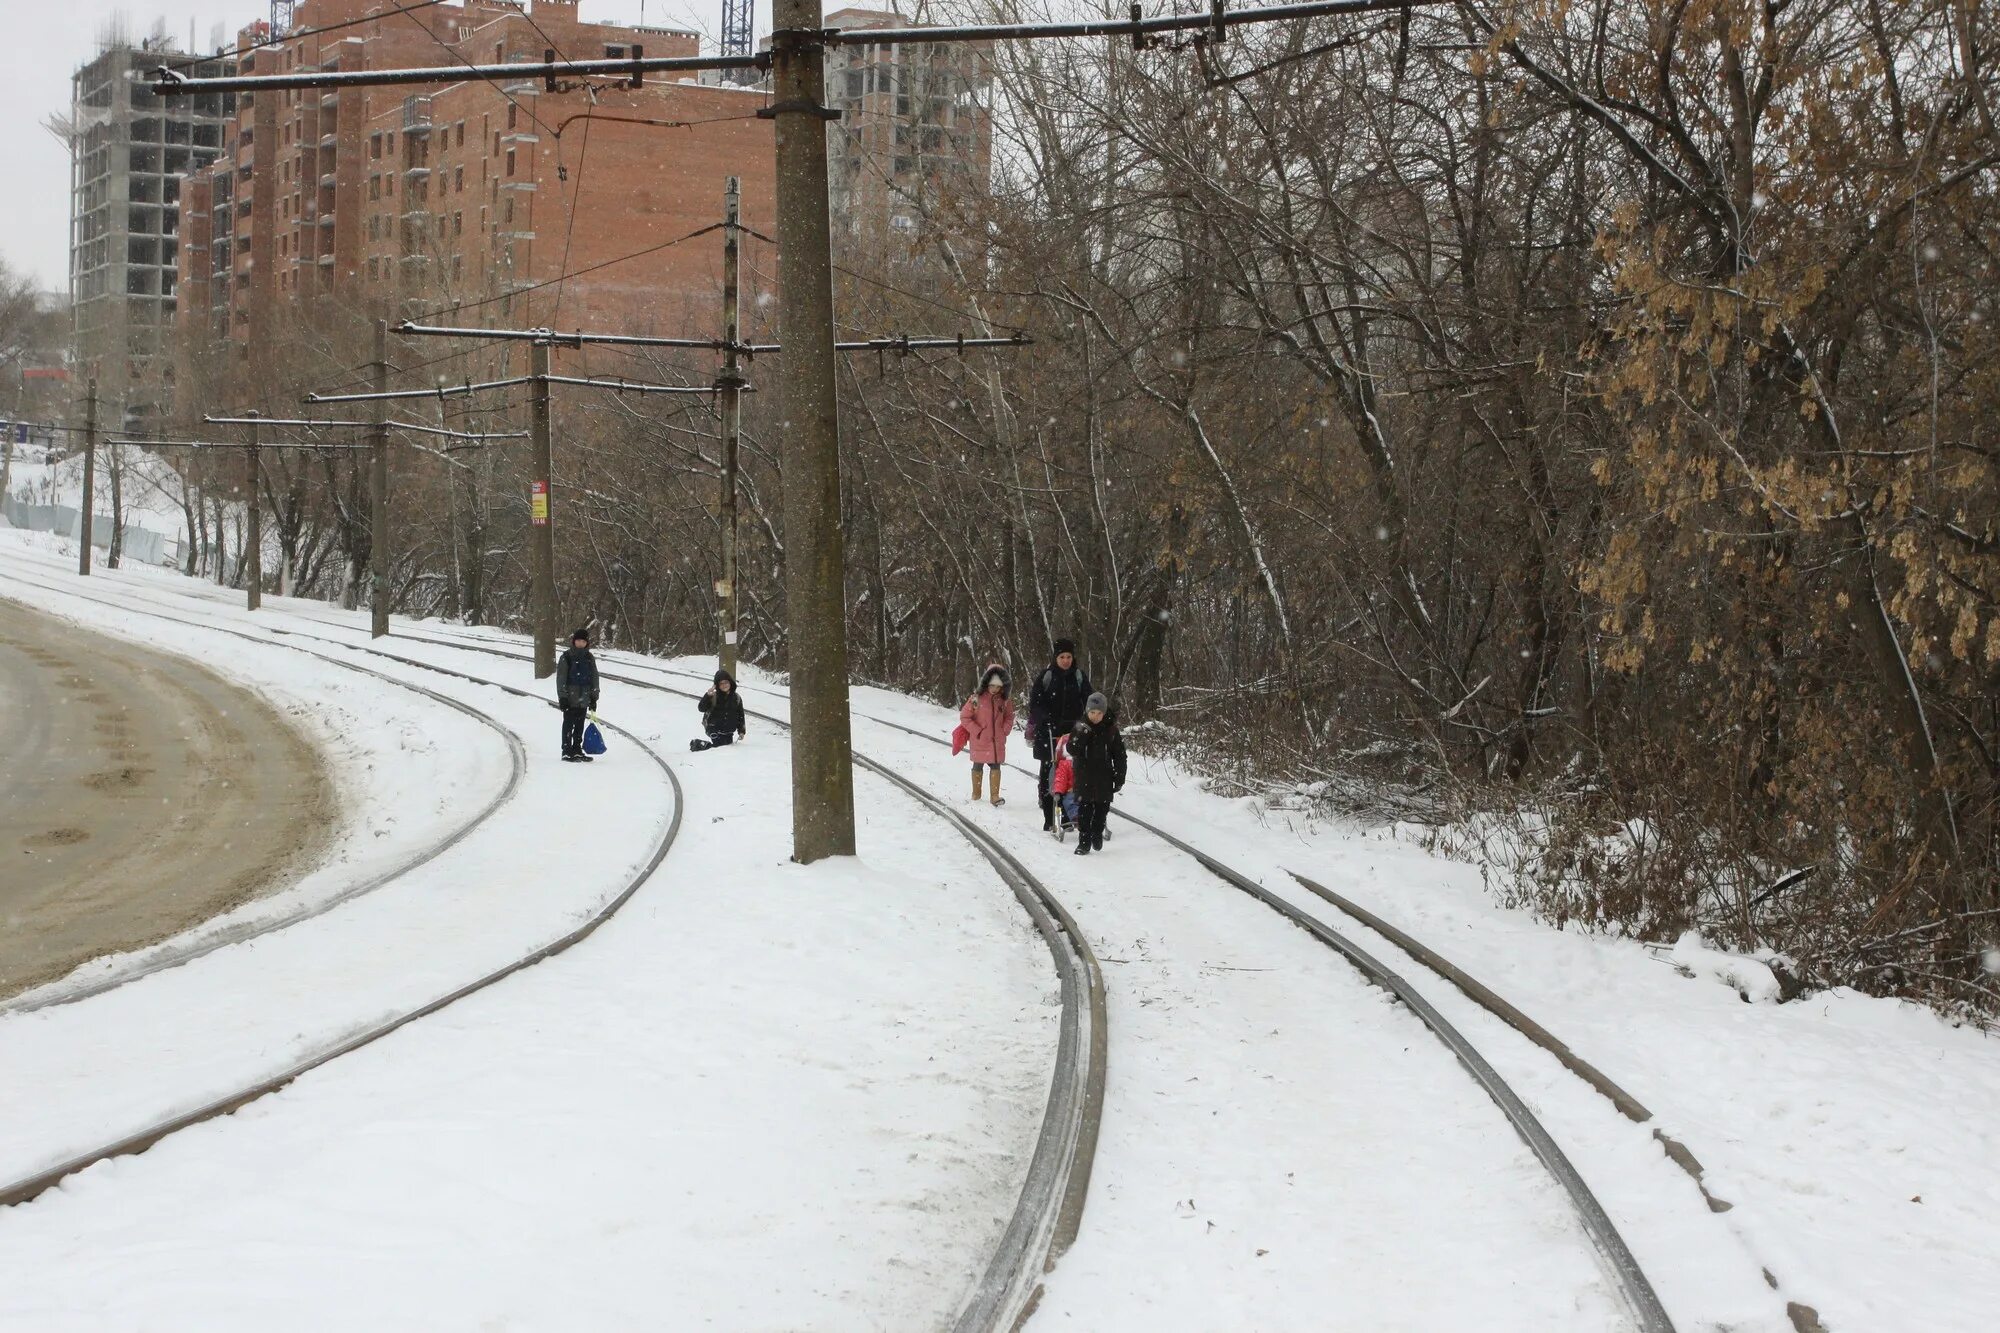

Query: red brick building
(177, 0), (776, 376)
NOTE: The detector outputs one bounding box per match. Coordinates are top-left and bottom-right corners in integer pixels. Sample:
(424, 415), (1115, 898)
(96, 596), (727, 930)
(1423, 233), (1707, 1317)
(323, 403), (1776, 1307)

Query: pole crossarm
(151, 49), (766, 96)
(542, 374), (730, 395)
(398, 322), (733, 351)
(309, 376), (535, 404)
(110, 438), (374, 451)
(752, 333), (1033, 355)
(308, 375), (724, 404)
(205, 413), (525, 441)
(149, 0), (1444, 99)
(397, 320), (1031, 357)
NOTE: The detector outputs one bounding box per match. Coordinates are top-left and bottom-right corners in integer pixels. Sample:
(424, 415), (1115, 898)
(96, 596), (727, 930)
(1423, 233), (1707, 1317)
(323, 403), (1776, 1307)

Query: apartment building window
(453, 255), (463, 279)
(368, 257), (379, 280)
(504, 196), (513, 224)
(456, 121), (465, 147)
(387, 132), (396, 154)
(454, 166), (463, 192)
(453, 210), (462, 237)
(506, 149), (516, 176)
(369, 175), (379, 199)
(507, 104), (518, 131)
(370, 133), (381, 159)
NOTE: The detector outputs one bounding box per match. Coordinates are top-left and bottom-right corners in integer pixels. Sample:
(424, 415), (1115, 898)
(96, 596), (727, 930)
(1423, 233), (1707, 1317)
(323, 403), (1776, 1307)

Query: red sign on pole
(530, 480), (548, 526)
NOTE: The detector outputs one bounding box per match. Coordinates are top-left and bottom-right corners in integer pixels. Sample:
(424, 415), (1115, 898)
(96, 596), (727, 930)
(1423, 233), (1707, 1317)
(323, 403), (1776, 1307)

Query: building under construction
(65, 24), (236, 432)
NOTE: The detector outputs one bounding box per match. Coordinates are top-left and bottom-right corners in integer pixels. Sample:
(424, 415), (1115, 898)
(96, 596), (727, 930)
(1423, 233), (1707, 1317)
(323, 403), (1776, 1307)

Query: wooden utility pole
(771, 0), (856, 861)
(718, 176), (744, 678)
(370, 321), (390, 638)
(244, 414), (262, 611)
(529, 339), (556, 679)
(78, 378), (97, 577)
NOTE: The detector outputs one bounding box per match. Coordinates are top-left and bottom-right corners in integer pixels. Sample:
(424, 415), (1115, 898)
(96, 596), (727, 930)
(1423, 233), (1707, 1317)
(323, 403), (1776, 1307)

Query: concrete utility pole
(529, 339), (557, 679)
(244, 414), (262, 611)
(78, 378), (97, 577)
(718, 176), (743, 679)
(770, 0), (857, 861)
(370, 320), (390, 638)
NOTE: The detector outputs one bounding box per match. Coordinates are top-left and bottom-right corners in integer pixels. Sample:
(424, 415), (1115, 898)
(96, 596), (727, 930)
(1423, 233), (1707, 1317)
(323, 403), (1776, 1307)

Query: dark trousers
(561, 705), (588, 755)
(1038, 757), (1056, 822)
(1077, 799), (1110, 845)
(704, 730), (736, 749)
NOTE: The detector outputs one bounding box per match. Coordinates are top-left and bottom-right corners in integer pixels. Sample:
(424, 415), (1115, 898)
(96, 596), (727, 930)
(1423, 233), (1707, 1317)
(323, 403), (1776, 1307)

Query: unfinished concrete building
(67, 27), (235, 432)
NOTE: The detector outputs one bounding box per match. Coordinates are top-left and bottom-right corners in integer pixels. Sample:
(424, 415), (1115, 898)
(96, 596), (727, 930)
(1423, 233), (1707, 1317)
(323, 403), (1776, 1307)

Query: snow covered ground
(0, 535), (1058, 1329)
(6, 528), (1996, 1331)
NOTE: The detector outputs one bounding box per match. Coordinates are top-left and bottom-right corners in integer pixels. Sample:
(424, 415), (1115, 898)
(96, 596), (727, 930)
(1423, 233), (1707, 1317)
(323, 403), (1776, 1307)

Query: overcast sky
(0, 1), (731, 295)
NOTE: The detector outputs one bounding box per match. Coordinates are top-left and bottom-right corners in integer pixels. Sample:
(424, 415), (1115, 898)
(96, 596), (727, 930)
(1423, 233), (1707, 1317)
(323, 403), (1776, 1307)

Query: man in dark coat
(693, 669), (748, 751)
(1068, 693), (1126, 855)
(1027, 637), (1093, 831)
(556, 626), (600, 762)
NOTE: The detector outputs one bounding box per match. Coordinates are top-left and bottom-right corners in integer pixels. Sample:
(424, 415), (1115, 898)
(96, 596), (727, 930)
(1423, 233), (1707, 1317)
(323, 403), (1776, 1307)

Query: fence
(1, 493), (178, 568)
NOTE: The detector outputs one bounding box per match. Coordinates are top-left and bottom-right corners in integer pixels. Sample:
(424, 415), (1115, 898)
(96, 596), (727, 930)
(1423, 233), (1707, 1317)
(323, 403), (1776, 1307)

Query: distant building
(176, 0), (776, 387)
(818, 8), (993, 242)
(65, 28), (235, 432)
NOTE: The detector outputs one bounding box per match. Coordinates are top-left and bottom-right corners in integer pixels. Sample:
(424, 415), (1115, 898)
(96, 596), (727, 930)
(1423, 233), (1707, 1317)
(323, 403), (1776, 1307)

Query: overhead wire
(408, 222), (726, 321)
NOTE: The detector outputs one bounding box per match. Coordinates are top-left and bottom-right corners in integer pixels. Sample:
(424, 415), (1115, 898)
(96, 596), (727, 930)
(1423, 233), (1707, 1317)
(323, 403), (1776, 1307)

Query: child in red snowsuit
(1049, 732), (1078, 829)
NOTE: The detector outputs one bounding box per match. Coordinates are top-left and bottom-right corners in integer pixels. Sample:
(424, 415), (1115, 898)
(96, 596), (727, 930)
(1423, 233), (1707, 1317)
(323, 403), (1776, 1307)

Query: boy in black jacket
(556, 627), (600, 762)
(693, 670), (748, 751)
(1068, 693), (1126, 855)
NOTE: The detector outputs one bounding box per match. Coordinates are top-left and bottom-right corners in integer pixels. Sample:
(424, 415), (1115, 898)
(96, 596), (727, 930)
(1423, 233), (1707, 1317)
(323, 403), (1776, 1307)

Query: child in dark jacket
(692, 670), (748, 751)
(1068, 692), (1126, 855)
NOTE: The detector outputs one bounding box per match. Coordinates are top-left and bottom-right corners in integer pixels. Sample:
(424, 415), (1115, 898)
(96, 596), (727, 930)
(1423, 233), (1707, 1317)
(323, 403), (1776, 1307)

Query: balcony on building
(403, 96), (434, 133)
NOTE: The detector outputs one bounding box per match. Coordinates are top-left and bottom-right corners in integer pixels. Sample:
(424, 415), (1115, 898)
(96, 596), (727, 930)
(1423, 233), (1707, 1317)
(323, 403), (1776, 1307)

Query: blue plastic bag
(582, 720), (608, 756)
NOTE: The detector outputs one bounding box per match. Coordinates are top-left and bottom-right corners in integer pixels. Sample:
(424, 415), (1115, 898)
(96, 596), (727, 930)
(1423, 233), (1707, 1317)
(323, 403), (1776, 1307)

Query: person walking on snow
(557, 627), (600, 762)
(960, 664), (1015, 805)
(1026, 637), (1093, 832)
(692, 670), (747, 751)
(1068, 693), (1126, 855)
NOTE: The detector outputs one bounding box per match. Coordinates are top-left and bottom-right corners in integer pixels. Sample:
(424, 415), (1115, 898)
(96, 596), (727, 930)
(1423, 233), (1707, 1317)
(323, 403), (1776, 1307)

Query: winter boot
(989, 771), (1004, 807)
(972, 768), (984, 803)
(1040, 792), (1055, 832)
(689, 738), (712, 753)
(1074, 839), (1092, 856)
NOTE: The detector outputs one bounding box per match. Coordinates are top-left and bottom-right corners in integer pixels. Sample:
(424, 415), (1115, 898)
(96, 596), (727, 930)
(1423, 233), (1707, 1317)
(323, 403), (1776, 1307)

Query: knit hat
(1085, 692), (1108, 714)
(1053, 637), (1077, 658)
(571, 626), (592, 644)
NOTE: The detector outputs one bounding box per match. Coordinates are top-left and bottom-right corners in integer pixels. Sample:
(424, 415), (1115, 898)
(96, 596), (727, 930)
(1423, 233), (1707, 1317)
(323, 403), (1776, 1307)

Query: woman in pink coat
(960, 664), (1016, 805)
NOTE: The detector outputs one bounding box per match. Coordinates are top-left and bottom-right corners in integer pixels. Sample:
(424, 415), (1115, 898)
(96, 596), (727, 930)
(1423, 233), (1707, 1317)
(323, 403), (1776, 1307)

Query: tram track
(279, 613), (1680, 1333)
(3, 559), (1738, 1328)
(0, 565), (682, 1212)
(0, 560), (1104, 1333)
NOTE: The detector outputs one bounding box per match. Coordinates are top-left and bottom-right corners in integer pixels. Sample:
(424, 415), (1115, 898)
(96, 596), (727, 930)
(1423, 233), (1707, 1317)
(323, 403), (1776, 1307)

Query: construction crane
(720, 0), (754, 83)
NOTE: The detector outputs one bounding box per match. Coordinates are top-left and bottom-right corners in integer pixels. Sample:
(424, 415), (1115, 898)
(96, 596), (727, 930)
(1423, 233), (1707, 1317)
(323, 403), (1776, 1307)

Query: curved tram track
(0, 557), (1105, 1333)
(293, 613), (1679, 1332)
(0, 567), (681, 1214)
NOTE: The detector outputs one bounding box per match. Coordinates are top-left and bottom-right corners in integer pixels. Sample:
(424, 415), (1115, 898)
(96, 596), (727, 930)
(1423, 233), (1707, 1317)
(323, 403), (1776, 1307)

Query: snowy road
(0, 595), (331, 998)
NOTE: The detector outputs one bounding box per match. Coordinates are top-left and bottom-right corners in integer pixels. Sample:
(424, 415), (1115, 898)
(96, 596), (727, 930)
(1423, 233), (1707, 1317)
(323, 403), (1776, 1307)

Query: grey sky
(0, 1), (728, 295)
